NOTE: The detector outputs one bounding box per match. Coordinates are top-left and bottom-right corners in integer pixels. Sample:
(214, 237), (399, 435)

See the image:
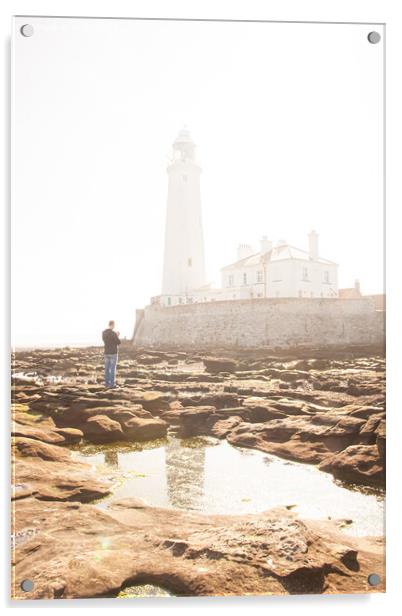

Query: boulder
(271, 369), (311, 383)
(202, 357), (238, 373)
(12, 406), (55, 425)
(324, 415), (366, 433)
(14, 458), (112, 502)
(358, 414), (384, 445)
(132, 391), (172, 414)
(226, 412), (374, 470)
(13, 437), (72, 463)
(54, 427), (83, 445)
(122, 417), (168, 441)
(136, 354), (163, 365)
(210, 416), (243, 438)
(212, 407), (253, 422)
(68, 396), (114, 411)
(242, 397), (295, 421)
(160, 409), (186, 424)
(261, 398), (312, 416)
(12, 422), (66, 445)
(55, 404), (149, 428)
(349, 406), (385, 419)
(177, 406), (217, 437)
(82, 415), (124, 443)
(180, 392), (240, 409)
(108, 406), (153, 422)
(318, 444), (384, 487)
(227, 423), (329, 465)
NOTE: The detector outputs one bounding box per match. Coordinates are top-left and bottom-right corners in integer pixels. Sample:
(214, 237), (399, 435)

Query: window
(324, 270), (330, 283)
(298, 290), (302, 297)
(228, 274), (234, 287)
(188, 257), (192, 267)
(179, 297), (182, 304)
(302, 267), (309, 281)
(243, 272), (247, 285)
(182, 174), (188, 182)
(257, 270), (263, 283)
(167, 297), (171, 306)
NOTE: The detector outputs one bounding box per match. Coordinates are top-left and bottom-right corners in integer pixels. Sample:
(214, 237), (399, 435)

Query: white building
(220, 231), (338, 300)
(161, 128), (206, 304)
(156, 130), (338, 307)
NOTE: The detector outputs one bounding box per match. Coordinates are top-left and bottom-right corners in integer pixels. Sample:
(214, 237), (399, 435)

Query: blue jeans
(104, 354), (118, 387)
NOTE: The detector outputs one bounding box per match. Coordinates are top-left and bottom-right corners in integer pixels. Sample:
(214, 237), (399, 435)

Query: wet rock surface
(11, 344), (385, 598)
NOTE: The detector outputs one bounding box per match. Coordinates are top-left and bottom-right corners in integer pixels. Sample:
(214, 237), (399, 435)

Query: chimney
(237, 243), (254, 261)
(260, 236), (273, 254)
(354, 279), (361, 295)
(308, 230), (318, 260)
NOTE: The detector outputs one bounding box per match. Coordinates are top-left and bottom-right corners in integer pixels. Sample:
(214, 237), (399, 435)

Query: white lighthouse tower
(161, 128), (206, 303)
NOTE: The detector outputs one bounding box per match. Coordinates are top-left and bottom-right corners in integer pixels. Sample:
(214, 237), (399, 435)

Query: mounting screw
(368, 573), (381, 586)
(367, 31), (381, 44)
(20, 579), (34, 592)
(20, 24), (34, 37)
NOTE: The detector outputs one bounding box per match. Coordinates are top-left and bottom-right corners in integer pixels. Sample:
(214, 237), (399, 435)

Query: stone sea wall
(133, 297), (384, 351)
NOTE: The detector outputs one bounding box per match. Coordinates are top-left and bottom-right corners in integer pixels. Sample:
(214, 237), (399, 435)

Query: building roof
(221, 244), (337, 271)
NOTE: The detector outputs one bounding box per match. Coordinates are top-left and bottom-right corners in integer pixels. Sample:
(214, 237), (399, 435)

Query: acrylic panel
(11, 16), (385, 599)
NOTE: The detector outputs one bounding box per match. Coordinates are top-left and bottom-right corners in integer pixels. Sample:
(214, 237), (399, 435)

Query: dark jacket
(102, 328), (121, 355)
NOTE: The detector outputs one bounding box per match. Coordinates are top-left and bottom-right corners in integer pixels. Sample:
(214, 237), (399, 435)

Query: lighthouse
(161, 128), (206, 301)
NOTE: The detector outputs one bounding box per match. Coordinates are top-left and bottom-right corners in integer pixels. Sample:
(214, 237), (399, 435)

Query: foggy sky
(12, 17), (384, 346)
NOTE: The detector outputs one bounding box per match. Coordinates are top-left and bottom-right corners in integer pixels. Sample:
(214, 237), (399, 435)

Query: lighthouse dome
(174, 126), (193, 144)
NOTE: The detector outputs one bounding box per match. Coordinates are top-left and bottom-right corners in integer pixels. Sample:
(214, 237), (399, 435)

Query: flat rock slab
(12, 497), (385, 599)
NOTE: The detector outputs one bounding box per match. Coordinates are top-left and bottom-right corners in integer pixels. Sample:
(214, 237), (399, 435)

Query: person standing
(102, 320), (121, 388)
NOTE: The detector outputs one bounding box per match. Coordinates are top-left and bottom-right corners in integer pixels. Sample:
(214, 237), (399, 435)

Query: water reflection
(72, 434), (384, 537)
(164, 434), (206, 510)
(104, 450), (118, 468)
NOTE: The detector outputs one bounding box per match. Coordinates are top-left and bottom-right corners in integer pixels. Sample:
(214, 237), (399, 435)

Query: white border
(2, 1), (401, 614)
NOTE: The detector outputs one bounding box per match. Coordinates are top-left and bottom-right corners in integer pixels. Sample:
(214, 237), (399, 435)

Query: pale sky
(12, 17), (384, 347)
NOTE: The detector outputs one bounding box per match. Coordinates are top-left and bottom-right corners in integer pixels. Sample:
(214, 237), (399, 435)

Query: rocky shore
(11, 344), (385, 598)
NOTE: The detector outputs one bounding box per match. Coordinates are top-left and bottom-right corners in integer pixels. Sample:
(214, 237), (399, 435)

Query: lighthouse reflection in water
(73, 433), (384, 538)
